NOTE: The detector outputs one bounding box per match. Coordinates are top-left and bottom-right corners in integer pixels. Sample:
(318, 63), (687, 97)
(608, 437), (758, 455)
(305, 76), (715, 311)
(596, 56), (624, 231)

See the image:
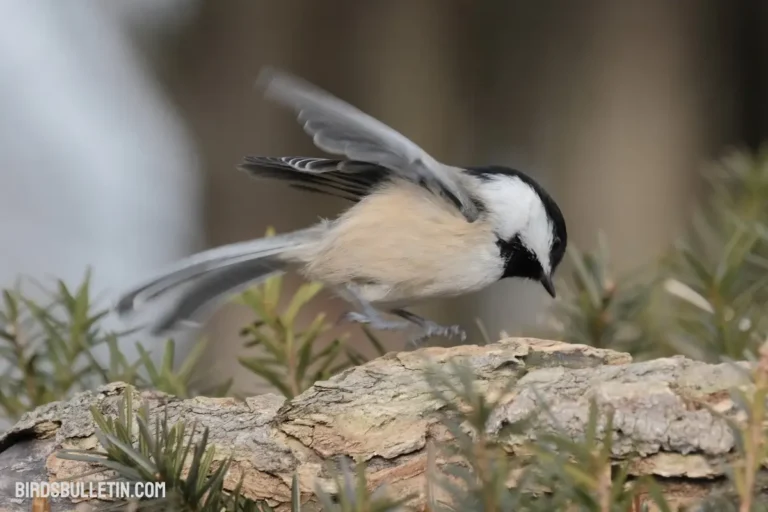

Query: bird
(115, 67), (568, 346)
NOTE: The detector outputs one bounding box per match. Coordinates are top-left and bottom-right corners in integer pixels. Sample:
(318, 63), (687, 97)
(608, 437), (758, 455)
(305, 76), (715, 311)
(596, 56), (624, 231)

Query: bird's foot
(407, 322), (467, 348)
(392, 310), (467, 348)
(342, 311), (411, 331)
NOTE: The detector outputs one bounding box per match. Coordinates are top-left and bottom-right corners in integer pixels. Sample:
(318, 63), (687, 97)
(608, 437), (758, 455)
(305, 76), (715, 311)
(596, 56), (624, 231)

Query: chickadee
(116, 68), (567, 345)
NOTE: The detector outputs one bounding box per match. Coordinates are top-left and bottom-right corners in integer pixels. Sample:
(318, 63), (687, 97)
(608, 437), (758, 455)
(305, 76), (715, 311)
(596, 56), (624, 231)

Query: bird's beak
(540, 273), (556, 298)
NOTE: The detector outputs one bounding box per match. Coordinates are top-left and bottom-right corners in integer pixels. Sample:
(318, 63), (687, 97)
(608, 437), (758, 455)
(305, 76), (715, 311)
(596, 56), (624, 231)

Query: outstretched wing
(239, 156), (387, 202)
(255, 67), (480, 222)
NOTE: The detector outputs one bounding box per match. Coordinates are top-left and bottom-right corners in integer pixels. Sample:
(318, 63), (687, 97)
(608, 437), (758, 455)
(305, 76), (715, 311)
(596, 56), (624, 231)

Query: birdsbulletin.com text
(16, 481), (166, 500)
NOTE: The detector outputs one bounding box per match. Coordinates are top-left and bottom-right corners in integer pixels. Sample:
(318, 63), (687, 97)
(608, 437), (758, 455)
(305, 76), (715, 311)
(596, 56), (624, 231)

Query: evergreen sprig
(0, 271), (116, 419)
(237, 275), (349, 398)
(421, 361), (671, 511)
(236, 230), (387, 398)
(690, 340), (768, 512)
(423, 361), (529, 511)
(58, 385), (271, 511)
(0, 272), (231, 423)
(661, 148), (768, 361)
(315, 457), (414, 512)
(549, 147), (768, 362)
(527, 400), (669, 512)
(59, 387), (410, 511)
(545, 233), (661, 358)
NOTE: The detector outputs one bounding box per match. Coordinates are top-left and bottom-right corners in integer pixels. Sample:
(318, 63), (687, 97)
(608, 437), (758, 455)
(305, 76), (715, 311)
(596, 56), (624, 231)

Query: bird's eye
(553, 237), (561, 250)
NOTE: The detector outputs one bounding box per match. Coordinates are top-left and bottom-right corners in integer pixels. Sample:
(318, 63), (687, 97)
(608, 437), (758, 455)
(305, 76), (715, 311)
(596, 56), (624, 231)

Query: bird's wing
(239, 156), (387, 202)
(255, 67), (480, 222)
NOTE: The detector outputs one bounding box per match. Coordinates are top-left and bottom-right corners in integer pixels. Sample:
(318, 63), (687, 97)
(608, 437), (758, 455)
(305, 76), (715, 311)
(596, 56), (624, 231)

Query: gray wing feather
(239, 156), (386, 202)
(257, 68), (480, 222)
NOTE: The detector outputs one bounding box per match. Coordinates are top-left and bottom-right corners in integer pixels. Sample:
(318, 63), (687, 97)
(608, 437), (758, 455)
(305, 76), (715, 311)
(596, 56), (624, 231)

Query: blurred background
(1, 0), (767, 394)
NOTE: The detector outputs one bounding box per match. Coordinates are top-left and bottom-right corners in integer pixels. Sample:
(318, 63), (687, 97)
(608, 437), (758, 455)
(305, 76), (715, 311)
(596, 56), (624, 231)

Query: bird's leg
(391, 309), (467, 347)
(340, 287), (411, 331)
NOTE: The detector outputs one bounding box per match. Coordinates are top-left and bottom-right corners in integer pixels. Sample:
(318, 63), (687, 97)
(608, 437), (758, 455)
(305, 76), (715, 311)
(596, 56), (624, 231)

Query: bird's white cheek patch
(523, 219), (553, 271)
(476, 175), (554, 272)
(477, 176), (535, 241)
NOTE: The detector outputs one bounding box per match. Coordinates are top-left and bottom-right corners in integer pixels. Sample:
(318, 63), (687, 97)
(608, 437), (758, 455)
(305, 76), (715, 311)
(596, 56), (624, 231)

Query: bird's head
(467, 166), (567, 298)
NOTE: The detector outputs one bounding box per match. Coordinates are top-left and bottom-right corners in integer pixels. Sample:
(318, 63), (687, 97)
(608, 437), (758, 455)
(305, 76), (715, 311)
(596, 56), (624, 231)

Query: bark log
(0, 338), (752, 511)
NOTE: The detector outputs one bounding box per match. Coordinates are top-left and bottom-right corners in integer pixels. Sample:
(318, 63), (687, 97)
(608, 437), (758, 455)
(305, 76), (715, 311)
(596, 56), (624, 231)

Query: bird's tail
(115, 225), (325, 334)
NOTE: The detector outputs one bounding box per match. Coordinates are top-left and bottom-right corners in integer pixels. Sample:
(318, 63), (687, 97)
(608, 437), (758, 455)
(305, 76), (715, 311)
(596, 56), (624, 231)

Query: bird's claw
(343, 308), (467, 349)
(426, 322), (467, 341)
(407, 335), (427, 349)
(407, 321), (467, 348)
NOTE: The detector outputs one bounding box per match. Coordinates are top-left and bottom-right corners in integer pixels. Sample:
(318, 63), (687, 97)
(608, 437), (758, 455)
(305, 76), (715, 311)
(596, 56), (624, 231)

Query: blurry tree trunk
(452, 0), (741, 339)
(738, 0), (768, 149)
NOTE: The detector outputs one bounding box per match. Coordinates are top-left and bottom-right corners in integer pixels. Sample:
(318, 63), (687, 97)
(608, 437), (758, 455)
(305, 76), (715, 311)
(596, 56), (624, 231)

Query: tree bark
(0, 338), (751, 511)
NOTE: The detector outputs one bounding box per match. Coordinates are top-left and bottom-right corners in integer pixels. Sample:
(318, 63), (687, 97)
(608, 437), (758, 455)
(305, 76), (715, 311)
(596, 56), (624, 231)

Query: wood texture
(0, 338), (752, 510)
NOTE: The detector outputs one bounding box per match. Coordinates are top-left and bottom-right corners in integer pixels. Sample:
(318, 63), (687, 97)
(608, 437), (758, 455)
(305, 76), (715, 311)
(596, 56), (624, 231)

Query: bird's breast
(299, 182), (505, 304)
